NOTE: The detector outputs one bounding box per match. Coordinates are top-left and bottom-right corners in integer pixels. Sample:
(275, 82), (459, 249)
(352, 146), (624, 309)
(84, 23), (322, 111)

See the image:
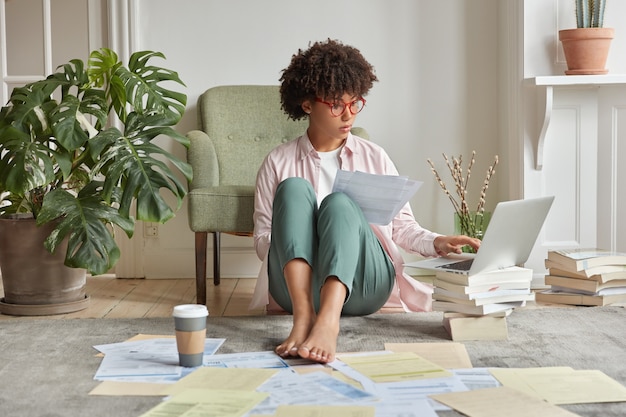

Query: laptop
(408, 196), (555, 275)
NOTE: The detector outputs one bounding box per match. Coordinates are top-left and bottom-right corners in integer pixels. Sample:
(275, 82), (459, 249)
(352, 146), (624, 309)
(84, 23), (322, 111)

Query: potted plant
(427, 151), (498, 253)
(0, 48), (191, 315)
(559, 0), (613, 75)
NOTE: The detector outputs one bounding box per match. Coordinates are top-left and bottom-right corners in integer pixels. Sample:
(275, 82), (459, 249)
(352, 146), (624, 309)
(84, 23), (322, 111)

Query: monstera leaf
(37, 186), (135, 275)
(90, 122), (191, 223)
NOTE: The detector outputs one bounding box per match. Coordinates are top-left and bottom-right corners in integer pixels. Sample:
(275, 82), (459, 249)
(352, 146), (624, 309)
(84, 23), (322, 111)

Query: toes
(301, 347), (332, 363)
(297, 346), (311, 359)
(275, 345), (290, 357)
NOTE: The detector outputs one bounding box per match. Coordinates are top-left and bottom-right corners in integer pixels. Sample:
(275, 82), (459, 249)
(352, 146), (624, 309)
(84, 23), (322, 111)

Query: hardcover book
(544, 275), (626, 294)
(432, 300), (527, 315)
(546, 264), (626, 282)
(433, 266), (532, 287)
(535, 290), (626, 307)
(547, 249), (626, 272)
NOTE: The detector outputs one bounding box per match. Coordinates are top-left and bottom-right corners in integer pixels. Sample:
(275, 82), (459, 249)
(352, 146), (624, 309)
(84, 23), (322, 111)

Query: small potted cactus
(559, 0), (614, 75)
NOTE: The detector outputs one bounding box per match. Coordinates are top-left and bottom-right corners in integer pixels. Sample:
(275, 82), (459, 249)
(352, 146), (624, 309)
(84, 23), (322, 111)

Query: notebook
(407, 196), (555, 275)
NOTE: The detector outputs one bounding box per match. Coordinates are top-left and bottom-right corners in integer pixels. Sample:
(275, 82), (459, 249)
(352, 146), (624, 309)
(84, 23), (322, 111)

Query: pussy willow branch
(427, 158), (463, 215)
(477, 155), (498, 213)
(428, 151), (499, 226)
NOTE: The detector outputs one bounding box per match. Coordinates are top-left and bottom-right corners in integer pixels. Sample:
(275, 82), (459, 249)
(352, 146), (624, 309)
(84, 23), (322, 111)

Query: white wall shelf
(533, 74), (626, 86)
(528, 75), (626, 169)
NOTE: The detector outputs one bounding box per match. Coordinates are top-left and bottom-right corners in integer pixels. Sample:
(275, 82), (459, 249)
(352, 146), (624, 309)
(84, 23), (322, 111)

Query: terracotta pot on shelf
(559, 27), (614, 75)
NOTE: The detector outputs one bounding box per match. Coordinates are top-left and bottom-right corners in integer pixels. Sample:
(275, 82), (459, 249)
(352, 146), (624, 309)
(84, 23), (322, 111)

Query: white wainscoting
(524, 77), (626, 284)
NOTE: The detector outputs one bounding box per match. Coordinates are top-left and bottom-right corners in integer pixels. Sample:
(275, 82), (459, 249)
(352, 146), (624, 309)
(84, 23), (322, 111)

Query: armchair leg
(213, 232), (221, 286)
(195, 232), (208, 305)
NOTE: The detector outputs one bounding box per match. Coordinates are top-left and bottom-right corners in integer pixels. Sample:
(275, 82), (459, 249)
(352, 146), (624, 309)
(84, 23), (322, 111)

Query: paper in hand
(332, 170), (422, 225)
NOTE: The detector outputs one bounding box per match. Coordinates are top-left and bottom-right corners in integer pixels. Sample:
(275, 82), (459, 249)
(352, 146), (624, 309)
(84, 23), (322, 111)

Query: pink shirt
(251, 132), (440, 312)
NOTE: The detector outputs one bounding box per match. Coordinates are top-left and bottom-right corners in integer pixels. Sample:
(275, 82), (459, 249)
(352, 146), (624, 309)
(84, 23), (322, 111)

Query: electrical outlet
(144, 223), (158, 237)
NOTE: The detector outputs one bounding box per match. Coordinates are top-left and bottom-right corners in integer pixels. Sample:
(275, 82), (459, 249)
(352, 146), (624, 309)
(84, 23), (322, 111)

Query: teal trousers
(268, 177), (395, 316)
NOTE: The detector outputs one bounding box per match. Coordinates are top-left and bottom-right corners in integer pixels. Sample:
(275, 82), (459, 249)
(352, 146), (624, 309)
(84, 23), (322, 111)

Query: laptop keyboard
(436, 258), (474, 271)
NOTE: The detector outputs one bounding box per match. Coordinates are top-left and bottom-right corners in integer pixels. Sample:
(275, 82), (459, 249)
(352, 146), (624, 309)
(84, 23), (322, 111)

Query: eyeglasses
(315, 97), (366, 117)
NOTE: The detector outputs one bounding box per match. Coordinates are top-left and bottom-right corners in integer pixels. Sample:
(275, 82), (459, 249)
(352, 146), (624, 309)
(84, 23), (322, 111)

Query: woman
(252, 39), (479, 364)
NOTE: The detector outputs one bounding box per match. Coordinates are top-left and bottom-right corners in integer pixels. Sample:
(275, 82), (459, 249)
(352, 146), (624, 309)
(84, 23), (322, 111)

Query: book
(442, 313), (508, 341)
(433, 266), (533, 287)
(433, 291), (535, 306)
(544, 275), (626, 294)
(433, 278), (532, 295)
(433, 286), (531, 299)
(546, 249), (626, 272)
(546, 264), (626, 282)
(432, 300), (527, 315)
(535, 290), (626, 306)
(549, 286), (626, 296)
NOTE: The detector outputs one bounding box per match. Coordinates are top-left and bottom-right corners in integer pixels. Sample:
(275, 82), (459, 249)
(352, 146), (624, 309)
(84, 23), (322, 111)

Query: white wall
(129, 0), (501, 277)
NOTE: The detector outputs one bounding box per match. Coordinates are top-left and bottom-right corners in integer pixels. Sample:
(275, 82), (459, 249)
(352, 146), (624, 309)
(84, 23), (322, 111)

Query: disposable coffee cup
(173, 304), (209, 367)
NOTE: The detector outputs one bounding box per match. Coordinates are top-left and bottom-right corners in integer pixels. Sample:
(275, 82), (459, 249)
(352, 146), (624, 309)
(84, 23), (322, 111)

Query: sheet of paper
(138, 388), (267, 417)
(376, 374), (469, 411)
(88, 381), (168, 396)
(453, 368), (502, 391)
(125, 334), (176, 342)
(161, 367), (278, 396)
(337, 351), (452, 383)
(93, 338), (225, 383)
(94, 334), (177, 357)
(332, 170), (422, 225)
(488, 367), (573, 398)
(249, 369), (376, 415)
(384, 342), (473, 369)
(300, 371), (377, 402)
(369, 398), (438, 417)
(490, 367), (626, 404)
(274, 405), (375, 417)
(94, 337), (224, 357)
(430, 386), (580, 417)
(203, 351), (290, 369)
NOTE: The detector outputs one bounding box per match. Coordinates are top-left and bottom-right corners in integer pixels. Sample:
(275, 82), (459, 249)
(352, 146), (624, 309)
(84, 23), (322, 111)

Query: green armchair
(186, 85), (307, 304)
(186, 85), (369, 305)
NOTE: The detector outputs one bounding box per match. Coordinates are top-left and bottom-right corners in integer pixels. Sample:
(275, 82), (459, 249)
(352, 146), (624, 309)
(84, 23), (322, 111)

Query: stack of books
(431, 266), (534, 340)
(536, 249), (626, 306)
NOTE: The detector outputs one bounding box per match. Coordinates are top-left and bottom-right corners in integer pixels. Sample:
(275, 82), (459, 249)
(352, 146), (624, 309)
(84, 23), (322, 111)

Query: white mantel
(522, 75), (626, 284)
(529, 75), (626, 169)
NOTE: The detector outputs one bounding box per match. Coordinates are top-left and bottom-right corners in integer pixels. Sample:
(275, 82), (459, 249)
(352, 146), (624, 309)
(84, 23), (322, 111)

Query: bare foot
(297, 318), (340, 364)
(275, 316), (315, 358)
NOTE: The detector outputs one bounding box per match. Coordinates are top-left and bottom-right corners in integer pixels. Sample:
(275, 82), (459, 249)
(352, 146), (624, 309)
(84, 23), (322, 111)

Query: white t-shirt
(316, 146), (342, 206)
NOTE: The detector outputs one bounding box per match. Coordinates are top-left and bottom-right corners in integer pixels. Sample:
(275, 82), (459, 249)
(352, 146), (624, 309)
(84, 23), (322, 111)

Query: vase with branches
(427, 151), (498, 253)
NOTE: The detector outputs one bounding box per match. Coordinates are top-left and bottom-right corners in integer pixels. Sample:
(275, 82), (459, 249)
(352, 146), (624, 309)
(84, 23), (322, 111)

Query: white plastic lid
(172, 304), (209, 318)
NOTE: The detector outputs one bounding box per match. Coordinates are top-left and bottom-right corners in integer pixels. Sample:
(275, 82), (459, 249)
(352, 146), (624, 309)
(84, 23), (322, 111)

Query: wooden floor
(0, 275), (563, 321)
(0, 276), (267, 321)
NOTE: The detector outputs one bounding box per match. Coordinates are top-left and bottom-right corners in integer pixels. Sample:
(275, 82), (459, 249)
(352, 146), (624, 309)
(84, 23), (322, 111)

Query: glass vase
(454, 211), (491, 253)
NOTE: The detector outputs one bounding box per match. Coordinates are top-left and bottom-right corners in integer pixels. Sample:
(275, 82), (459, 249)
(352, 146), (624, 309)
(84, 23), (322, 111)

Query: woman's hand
(433, 235), (481, 257)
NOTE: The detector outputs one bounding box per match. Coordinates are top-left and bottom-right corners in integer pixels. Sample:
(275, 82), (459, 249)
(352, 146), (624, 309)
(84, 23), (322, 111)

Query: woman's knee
(276, 177), (314, 200)
(320, 192), (358, 211)
(273, 178), (317, 219)
(319, 192), (362, 222)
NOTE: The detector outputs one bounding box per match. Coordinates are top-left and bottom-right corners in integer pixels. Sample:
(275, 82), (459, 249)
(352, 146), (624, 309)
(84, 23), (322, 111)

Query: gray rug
(0, 307), (625, 417)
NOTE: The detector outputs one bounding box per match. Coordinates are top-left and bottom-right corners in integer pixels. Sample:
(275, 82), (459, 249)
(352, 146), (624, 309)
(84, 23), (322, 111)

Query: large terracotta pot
(559, 28), (614, 75)
(0, 217), (89, 315)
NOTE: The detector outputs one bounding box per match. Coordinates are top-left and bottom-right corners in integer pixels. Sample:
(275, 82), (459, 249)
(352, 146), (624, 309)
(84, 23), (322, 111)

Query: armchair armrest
(186, 130), (219, 189)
